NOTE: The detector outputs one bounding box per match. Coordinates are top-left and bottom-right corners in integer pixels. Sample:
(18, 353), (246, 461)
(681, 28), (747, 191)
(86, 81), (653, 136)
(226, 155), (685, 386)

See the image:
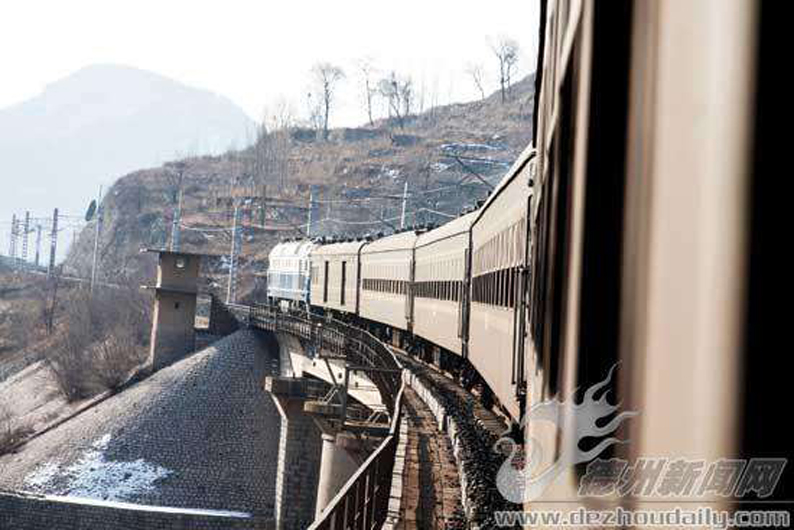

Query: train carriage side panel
(469, 149), (535, 420)
(309, 241), (366, 316)
(359, 231), (417, 332)
(413, 212), (476, 356)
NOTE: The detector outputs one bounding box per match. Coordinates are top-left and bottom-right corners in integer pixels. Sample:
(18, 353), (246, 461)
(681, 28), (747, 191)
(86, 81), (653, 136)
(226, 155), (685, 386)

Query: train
(268, 0), (789, 512)
(267, 147), (533, 421)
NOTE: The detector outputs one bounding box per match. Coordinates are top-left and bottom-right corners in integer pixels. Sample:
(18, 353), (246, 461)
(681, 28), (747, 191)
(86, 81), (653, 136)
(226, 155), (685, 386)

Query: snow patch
(24, 462), (60, 488)
(39, 495), (251, 518)
(24, 434), (172, 501)
(440, 142), (504, 153)
(379, 166), (401, 180)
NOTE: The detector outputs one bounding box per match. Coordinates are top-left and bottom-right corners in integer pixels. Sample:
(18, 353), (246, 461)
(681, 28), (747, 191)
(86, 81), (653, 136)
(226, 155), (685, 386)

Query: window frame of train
(531, 30), (577, 398)
(340, 261), (347, 306)
(574, 0), (633, 415)
(323, 260), (329, 303)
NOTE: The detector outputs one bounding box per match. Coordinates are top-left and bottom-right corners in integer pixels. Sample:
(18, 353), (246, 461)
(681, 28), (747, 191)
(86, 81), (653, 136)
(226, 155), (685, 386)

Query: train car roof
(311, 240), (367, 257)
(361, 230), (418, 254)
(473, 144), (537, 225)
(414, 211), (477, 249)
(268, 240), (315, 259)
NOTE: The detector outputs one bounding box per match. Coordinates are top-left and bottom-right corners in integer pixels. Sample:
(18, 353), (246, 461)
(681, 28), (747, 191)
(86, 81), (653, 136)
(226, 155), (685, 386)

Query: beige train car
(413, 212), (477, 357)
(522, 0), (789, 518)
(359, 231), (417, 332)
(309, 241), (366, 316)
(468, 148), (535, 421)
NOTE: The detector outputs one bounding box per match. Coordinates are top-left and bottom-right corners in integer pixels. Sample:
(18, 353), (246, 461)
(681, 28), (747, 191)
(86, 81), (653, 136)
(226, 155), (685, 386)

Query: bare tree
(310, 62), (345, 140)
(163, 160), (187, 205)
(43, 267), (62, 335)
(377, 72), (413, 129)
(417, 76), (427, 114)
(250, 102), (294, 188)
(400, 78), (414, 117)
(358, 58), (377, 126)
(490, 36), (520, 103)
(466, 63), (487, 100)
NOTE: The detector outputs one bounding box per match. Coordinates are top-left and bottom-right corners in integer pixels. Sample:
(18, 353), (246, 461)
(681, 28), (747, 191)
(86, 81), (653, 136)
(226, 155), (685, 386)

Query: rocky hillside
(64, 76), (535, 299)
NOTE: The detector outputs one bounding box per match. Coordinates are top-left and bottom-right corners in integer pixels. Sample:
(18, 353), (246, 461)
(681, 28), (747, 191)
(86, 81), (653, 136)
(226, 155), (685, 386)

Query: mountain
(0, 64), (256, 259)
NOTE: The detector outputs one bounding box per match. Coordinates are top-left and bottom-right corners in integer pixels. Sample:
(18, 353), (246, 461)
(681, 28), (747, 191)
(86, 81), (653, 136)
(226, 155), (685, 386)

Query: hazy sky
(0, 0), (539, 128)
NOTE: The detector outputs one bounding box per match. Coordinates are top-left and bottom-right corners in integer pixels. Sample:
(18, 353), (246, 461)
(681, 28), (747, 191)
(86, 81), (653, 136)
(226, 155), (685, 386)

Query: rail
(226, 302), (407, 528)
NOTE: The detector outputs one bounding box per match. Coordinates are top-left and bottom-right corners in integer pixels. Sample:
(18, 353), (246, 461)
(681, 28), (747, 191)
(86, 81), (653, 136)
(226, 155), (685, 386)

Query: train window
(501, 269), (507, 306)
(323, 261), (329, 303)
(509, 268), (516, 308)
(504, 269), (510, 307)
(572, 0), (633, 476)
(340, 261), (347, 306)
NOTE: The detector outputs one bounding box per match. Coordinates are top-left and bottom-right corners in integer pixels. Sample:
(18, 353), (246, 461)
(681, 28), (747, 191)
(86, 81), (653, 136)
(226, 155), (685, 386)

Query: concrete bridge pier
(314, 430), (367, 517)
(266, 378), (322, 530)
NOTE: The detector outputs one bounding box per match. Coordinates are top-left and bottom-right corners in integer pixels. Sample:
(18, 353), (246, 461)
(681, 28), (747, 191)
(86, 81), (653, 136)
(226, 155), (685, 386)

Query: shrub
(0, 403), (32, 454)
(45, 283), (152, 402)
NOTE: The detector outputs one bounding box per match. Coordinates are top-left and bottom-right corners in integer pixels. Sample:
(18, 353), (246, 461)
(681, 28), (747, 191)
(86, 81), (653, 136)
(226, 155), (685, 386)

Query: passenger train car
(413, 211), (475, 361)
(309, 240), (366, 316)
(267, 0), (789, 516)
(358, 230), (418, 336)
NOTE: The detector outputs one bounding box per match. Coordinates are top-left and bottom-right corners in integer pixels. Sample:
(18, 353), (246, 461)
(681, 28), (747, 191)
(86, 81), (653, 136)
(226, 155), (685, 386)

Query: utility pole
(35, 224), (42, 268)
(170, 184), (183, 251)
(8, 214), (16, 264)
(47, 208), (58, 278)
(170, 165), (184, 252)
(400, 182), (409, 229)
(260, 184), (267, 226)
(306, 188), (315, 237)
(21, 211), (30, 267)
(12, 216), (20, 271)
(90, 186), (103, 293)
(226, 205), (240, 304)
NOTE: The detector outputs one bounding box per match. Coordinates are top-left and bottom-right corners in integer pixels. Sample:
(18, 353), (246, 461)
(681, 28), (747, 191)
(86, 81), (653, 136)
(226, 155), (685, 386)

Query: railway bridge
(142, 247), (510, 529)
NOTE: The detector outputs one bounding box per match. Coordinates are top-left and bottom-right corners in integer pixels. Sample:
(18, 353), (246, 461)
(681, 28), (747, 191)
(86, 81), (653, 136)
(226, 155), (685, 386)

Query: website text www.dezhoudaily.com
(494, 506), (790, 528)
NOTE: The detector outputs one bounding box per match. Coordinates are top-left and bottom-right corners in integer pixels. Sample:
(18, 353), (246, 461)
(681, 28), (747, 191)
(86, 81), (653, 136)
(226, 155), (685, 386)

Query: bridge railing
(225, 302), (406, 529)
(232, 303), (402, 413)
